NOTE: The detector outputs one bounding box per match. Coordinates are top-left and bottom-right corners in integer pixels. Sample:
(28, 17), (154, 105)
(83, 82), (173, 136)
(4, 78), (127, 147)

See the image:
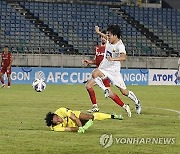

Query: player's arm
(107, 53), (126, 62)
(82, 59), (96, 65)
(82, 55), (96, 65)
(52, 125), (79, 132)
(64, 119), (93, 132)
(95, 26), (107, 39)
(64, 127), (79, 132)
(69, 112), (82, 128)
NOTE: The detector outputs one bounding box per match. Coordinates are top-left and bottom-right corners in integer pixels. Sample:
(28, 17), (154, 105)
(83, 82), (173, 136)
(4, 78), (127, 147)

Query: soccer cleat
(124, 104), (131, 117)
(1, 84), (5, 88)
(112, 114), (123, 120)
(7, 86), (10, 88)
(135, 100), (141, 114)
(87, 106), (99, 113)
(104, 89), (110, 98)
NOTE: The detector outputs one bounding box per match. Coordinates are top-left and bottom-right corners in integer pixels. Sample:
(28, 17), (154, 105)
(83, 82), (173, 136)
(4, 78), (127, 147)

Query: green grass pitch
(0, 84), (179, 154)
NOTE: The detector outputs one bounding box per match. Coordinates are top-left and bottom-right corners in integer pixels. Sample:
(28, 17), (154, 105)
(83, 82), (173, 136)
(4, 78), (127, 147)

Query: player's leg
(93, 112), (123, 120)
(0, 69), (5, 88)
(118, 74), (141, 114)
(92, 69), (108, 91)
(107, 72), (132, 117)
(87, 78), (111, 113)
(86, 78), (99, 113)
(120, 88), (141, 114)
(7, 68), (11, 88)
(92, 69), (110, 97)
(117, 81), (141, 115)
(7, 74), (11, 88)
(109, 72), (140, 115)
(79, 112), (94, 126)
(120, 88), (139, 104)
(103, 78), (125, 107)
(118, 74), (139, 105)
(79, 112), (123, 122)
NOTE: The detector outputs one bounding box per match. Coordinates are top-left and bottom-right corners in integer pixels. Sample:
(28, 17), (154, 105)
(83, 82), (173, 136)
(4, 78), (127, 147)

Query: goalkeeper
(45, 107), (123, 133)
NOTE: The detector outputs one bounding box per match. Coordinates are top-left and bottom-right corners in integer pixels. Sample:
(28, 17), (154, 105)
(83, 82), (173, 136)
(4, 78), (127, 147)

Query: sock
(111, 115), (117, 119)
(110, 93), (124, 107)
(93, 104), (98, 107)
(87, 88), (97, 105)
(94, 77), (107, 91)
(128, 91), (138, 104)
(8, 79), (11, 86)
(122, 104), (127, 109)
(0, 77), (4, 84)
(83, 119), (93, 130)
(93, 113), (111, 120)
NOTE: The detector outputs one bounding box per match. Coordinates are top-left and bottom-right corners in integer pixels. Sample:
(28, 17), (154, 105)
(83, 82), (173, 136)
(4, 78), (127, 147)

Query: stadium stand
(119, 5), (180, 56)
(0, 0), (179, 56)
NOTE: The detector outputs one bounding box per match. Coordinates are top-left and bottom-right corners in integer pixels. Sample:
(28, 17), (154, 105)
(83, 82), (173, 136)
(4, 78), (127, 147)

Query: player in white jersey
(92, 25), (141, 116)
(98, 39), (126, 89)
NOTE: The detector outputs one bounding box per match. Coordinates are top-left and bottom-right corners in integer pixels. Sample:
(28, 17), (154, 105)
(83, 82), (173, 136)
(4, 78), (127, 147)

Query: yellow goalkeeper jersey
(50, 107), (81, 132)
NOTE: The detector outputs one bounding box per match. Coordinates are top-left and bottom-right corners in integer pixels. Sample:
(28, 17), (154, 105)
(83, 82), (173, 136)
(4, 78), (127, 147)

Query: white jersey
(99, 40), (126, 72)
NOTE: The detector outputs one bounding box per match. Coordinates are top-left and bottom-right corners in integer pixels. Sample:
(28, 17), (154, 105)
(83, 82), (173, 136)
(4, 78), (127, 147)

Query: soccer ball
(32, 79), (46, 92)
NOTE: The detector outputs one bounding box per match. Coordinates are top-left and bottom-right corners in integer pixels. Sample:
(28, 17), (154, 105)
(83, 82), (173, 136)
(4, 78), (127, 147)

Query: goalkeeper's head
(45, 112), (63, 126)
(45, 112), (56, 126)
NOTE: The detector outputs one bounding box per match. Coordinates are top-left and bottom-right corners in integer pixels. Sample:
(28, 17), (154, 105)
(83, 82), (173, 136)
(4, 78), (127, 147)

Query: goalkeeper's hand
(83, 119), (93, 131)
(78, 127), (85, 133)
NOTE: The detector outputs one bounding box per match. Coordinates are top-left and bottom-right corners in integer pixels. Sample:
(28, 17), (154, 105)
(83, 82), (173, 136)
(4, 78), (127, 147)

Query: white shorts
(99, 68), (126, 89)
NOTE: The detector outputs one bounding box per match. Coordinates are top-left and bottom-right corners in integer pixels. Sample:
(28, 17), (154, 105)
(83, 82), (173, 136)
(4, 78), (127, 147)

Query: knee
(85, 83), (91, 89)
(89, 114), (94, 120)
(108, 90), (114, 98)
(121, 89), (128, 96)
(92, 69), (99, 78)
(92, 72), (97, 78)
(121, 90), (129, 96)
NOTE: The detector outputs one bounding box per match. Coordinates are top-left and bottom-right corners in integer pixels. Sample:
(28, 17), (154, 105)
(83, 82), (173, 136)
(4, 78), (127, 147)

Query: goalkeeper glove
(82, 119), (93, 131)
(78, 127), (85, 133)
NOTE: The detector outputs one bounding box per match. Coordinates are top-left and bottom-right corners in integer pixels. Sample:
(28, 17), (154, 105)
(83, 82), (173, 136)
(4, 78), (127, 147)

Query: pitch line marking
(144, 107), (180, 118)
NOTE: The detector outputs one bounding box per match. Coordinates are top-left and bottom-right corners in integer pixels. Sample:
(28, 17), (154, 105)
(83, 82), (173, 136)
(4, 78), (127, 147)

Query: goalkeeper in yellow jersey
(45, 107), (123, 133)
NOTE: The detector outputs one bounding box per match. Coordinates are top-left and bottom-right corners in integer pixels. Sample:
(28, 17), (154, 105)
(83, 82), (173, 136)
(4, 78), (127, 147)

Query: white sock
(128, 91), (139, 104)
(93, 104), (98, 107)
(122, 104), (126, 109)
(94, 77), (107, 91)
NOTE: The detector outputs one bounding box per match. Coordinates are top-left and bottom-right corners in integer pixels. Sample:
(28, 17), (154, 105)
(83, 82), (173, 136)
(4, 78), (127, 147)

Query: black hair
(4, 46), (9, 48)
(107, 25), (122, 39)
(44, 112), (56, 127)
(101, 29), (106, 35)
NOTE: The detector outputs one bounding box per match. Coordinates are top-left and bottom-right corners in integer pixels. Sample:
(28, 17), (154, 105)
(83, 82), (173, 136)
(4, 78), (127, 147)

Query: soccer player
(92, 25), (141, 116)
(82, 30), (110, 112)
(0, 46), (12, 88)
(45, 107), (123, 133)
(82, 30), (131, 117)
